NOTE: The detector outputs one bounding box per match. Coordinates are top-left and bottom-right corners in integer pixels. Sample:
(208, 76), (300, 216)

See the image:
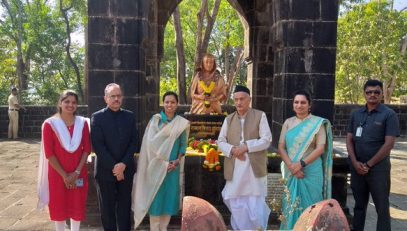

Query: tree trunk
(383, 78), (395, 104)
(199, 0), (221, 58)
(224, 45), (230, 83)
(173, 7), (187, 104)
(226, 48), (243, 100)
(0, 0), (29, 91)
(383, 35), (407, 104)
(193, 0), (221, 71)
(16, 0), (28, 90)
(193, 0), (207, 71)
(2, 0), (28, 90)
(60, 0), (84, 102)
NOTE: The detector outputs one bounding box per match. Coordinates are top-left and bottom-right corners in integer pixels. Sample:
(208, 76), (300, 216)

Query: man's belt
(9, 109), (19, 111)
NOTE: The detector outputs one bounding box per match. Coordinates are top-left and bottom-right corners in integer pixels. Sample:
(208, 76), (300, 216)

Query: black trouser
(96, 177), (133, 231)
(350, 167), (391, 231)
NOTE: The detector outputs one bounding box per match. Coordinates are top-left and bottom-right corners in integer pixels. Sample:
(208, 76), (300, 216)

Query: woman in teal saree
(278, 90), (333, 230)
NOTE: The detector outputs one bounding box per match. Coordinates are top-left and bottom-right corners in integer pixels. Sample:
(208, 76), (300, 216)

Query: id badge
(75, 178), (84, 187)
(356, 126), (363, 137)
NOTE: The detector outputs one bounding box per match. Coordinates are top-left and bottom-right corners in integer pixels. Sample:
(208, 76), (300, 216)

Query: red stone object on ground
(293, 199), (349, 231)
(181, 196), (227, 231)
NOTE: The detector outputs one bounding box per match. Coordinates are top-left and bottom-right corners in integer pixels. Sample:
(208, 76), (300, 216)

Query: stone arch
(87, 0), (339, 147)
(145, 0), (277, 139)
(150, 0), (272, 116)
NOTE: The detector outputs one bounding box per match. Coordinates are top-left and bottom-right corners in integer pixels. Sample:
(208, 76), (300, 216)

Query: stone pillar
(250, 1), (275, 126)
(86, 1), (152, 226)
(271, 0), (339, 147)
(87, 0), (150, 132)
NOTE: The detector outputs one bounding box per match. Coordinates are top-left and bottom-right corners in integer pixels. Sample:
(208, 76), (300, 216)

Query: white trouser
(149, 215), (171, 231)
(224, 196), (270, 230)
(54, 219), (80, 231)
(8, 110), (18, 139)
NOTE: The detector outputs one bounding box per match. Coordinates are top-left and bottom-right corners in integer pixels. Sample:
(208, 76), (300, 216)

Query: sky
(70, 1), (406, 45)
(1, 0), (407, 46)
(393, 0), (407, 11)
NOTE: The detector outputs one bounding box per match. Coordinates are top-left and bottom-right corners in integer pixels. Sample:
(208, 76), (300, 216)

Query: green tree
(336, 1), (407, 103)
(59, 0), (86, 101)
(0, 0), (86, 105)
(0, 34), (17, 104)
(160, 0), (245, 103)
(1, 0), (30, 91)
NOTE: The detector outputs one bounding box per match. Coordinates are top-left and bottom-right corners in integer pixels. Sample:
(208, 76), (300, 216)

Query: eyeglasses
(107, 94), (122, 99)
(365, 90), (381, 95)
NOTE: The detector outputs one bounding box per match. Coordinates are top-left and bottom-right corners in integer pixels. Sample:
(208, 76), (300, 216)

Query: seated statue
(190, 54), (227, 114)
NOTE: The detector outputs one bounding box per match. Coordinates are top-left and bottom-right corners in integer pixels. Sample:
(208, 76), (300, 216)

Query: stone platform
(0, 138), (406, 230)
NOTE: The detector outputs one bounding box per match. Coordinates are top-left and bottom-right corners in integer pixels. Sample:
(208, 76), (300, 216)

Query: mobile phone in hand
(75, 178), (84, 187)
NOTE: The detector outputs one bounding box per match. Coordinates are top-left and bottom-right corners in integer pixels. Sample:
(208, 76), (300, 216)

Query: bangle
(172, 160), (180, 167)
(74, 169), (80, 175)
(300, 160), (307, 168)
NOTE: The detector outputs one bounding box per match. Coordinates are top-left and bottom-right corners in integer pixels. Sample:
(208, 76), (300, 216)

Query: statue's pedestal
(182, 113), (228, 214)
(184, 154), (226, 208)
(183, 114), (225, 140)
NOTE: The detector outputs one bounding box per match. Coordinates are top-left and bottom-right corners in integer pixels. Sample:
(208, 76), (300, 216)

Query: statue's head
(201, 54), (217, 73)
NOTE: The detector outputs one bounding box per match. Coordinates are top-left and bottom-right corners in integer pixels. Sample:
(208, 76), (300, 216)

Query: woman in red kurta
(38, 90), (90, 231)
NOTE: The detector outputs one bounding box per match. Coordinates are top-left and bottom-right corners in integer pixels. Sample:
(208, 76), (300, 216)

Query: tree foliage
(0, 0), (86, 105)
(336, 0), (407, 103)
(4, 0), (405, 107)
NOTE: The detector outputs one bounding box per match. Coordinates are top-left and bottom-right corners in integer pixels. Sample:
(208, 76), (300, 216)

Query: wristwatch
(74, 169), (81, 175)
(300, 159), (307, 168)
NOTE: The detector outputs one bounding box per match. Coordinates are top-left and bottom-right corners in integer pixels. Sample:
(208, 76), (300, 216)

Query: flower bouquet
(187, 138), (221, 171)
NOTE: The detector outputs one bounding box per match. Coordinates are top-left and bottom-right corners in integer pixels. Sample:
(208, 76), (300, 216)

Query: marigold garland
(199, 80), (215, 94)
(199, 80), (215, 108)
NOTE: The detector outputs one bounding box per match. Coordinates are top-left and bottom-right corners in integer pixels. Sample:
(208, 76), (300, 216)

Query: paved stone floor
(0, 138), (406, 230)
(334, 138), (407, 231)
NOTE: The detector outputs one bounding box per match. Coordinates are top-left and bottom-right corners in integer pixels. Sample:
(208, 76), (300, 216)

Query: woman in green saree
(278, 90), (333, 230)
(133, 91), (190, 231)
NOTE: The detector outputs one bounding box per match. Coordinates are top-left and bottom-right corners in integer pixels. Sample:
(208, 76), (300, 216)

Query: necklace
(61, 116), (75, 128)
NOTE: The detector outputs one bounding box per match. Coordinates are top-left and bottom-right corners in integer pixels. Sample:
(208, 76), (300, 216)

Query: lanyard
(359, 114), (368, 127)
(359, 111), (375, 127)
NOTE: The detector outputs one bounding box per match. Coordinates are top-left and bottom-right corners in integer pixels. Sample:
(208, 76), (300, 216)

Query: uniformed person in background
(8, 87), (26, 139)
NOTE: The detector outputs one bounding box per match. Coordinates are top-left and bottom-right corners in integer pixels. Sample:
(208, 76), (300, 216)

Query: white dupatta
(132, 114), (189, 228)
(37, 116), (87, 210)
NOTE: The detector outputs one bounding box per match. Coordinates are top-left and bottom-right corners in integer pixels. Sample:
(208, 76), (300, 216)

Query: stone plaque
(183, 114), (225, 140)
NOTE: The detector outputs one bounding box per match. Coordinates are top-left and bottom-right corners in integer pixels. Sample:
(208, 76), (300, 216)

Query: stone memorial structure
(87, 0), (339, 145)
(86, 0), (341, 228)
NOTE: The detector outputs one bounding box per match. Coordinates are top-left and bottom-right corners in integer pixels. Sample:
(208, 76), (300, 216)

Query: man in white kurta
(217, 85), (272, 230)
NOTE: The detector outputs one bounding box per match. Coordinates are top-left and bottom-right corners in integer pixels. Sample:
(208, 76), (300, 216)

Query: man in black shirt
(346, 79), (400, 231)
(91, 83), (138, 231)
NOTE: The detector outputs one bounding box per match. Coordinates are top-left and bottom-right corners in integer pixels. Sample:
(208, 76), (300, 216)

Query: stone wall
(0, 106), (88, 138)
(332, 104), (407, 137)
(1, 104), (405, 138)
